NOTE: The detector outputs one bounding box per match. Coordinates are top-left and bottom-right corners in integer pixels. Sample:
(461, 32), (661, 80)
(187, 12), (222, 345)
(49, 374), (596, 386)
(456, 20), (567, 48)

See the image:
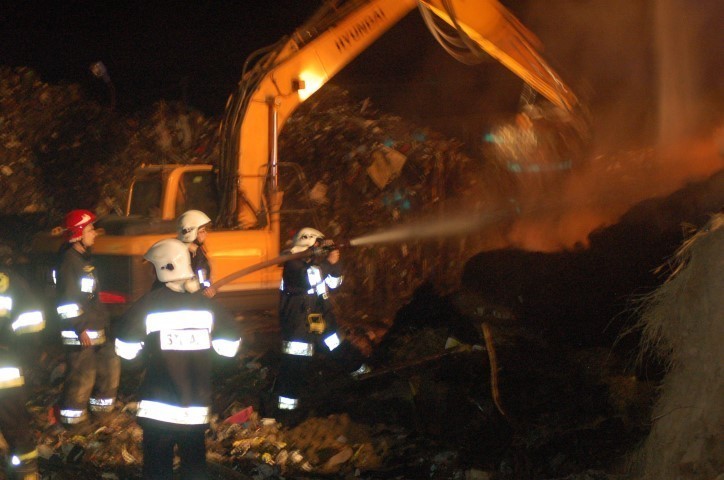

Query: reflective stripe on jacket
(115, 286), (241, 427)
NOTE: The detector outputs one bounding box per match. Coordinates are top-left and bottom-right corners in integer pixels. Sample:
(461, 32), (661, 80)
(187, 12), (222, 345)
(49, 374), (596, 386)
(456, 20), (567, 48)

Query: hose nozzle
(310, 240), (347, 258)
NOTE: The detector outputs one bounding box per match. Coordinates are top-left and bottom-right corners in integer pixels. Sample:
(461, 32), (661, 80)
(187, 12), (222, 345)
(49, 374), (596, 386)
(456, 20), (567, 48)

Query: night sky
(2, 1), (721, 148)
(0, 1), (530, 122)
(1, 1), (324, 114)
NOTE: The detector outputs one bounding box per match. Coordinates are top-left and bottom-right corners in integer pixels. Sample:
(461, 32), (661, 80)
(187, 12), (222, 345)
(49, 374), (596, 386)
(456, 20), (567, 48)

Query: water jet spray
(209, 210), (507, 290)
(348, 211), (504, 247)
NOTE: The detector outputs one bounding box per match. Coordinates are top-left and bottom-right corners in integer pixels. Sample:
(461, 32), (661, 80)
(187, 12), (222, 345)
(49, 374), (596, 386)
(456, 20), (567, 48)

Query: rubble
(278, 87), (518, 327)
(0, 67), (218, 246)
(1, 70), (722, 479)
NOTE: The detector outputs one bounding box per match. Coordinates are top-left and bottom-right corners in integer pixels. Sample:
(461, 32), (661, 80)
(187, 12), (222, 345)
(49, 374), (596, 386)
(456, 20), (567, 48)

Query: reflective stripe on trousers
(0, 367), (24, 389)
(60, 408), (88, 424)
(89, 397), (115, 412)
(137, 400), (210, 425)
(278, 396), (299, 410)
(282, 341), (314, 356)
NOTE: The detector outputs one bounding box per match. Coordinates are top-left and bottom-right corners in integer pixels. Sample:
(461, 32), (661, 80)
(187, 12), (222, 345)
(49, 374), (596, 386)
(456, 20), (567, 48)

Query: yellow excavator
(32, 0), (579, 314)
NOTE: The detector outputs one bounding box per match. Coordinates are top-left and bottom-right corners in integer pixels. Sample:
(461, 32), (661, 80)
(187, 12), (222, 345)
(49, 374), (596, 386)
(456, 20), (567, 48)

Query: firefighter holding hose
(273, 228), (369, 425)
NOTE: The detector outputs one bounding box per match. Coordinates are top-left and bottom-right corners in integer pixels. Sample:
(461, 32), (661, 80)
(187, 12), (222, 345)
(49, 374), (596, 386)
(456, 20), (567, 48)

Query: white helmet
(292, 227), (325, 249)
(177, 210), (212, 243)
(144, 239), (195, 283)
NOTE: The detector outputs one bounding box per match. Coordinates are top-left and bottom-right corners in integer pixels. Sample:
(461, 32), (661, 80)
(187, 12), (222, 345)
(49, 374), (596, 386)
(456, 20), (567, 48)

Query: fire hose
(207, 243), (343, 292)
(206, 242), (510, 420)
(353, 323), (509, 421)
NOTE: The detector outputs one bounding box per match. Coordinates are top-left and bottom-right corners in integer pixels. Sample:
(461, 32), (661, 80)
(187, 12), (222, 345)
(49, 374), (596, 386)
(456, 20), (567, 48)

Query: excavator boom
(28, 0), (581, 316)
(218, 0), (578, 228)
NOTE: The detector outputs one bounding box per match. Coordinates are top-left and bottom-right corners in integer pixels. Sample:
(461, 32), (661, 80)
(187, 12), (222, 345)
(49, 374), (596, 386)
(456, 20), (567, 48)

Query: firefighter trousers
(142, 424), (207, 480)
(61, 341), (120, 424)
(274, 338), (366, 411)
(0, 385), (36, 460)
(275, 352), (313, 402)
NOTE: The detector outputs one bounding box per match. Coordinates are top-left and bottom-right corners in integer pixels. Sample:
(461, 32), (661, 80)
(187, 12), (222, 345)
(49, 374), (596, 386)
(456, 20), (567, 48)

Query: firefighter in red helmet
(54, 210), (119, 428)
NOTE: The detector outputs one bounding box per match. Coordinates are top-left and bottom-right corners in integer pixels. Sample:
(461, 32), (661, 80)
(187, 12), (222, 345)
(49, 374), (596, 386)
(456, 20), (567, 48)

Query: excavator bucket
(421, 0), (578, 112)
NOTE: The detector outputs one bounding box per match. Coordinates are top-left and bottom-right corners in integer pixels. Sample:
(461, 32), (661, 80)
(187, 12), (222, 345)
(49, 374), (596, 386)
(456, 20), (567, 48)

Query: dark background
(1, 0), (722, 150)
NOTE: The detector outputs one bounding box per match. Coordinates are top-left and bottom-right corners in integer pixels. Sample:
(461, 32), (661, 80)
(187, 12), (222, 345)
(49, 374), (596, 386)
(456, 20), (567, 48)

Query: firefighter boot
(276, 407), (307, 429)
(91, 409), (115, 428)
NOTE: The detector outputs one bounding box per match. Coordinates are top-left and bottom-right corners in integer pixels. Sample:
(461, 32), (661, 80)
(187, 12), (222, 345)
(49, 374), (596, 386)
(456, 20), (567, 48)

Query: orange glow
(503, 129), (723, 252)
(297, 71), (325, 101)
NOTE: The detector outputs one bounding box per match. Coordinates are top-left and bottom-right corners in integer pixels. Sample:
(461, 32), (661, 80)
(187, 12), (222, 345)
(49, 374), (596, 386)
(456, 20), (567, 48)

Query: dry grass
(630, 213), (724, 479)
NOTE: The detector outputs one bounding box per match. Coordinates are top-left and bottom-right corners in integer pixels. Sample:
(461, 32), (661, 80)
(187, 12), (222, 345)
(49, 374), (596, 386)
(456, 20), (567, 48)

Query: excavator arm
(217, 0), (578, 228)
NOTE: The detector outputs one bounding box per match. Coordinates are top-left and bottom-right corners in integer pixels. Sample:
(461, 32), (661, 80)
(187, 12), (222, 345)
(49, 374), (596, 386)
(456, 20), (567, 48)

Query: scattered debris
(1, 69), (721, 480)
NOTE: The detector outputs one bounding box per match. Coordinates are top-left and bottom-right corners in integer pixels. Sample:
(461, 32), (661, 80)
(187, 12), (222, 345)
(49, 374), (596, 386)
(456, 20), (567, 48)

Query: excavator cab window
(128, 176), (163, 218)
(175, 171), (219, 220)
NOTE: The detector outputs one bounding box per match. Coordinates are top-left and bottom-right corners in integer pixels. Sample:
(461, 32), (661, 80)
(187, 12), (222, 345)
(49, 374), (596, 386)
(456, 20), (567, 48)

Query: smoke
(524, 0), (722, 151)
(505, 139), (722, 252)
(493, 0), (724, 252)
(654, 0), (720, 146)
(341, 1), (723, 253)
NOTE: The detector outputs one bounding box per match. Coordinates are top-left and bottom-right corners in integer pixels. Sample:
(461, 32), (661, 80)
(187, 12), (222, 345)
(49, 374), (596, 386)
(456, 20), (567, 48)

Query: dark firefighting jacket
(278, 253), (343, 355)
(114, 286), (241, 430)
(191, 245), (212, 288)
(0, 267), (45, 389)
(56, 246), (110, 346)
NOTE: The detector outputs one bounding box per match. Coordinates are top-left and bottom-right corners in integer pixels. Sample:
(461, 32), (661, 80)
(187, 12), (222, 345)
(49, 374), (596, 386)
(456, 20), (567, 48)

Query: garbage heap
(25, 342), (460, 480)
(278, 86), (518, 327)
(2, 65), (518, 331)
(0, 66), (127, 217)
(0, 67), (218, 246)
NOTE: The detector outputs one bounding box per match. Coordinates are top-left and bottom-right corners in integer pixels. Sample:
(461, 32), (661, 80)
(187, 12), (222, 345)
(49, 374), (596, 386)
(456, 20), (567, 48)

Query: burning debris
(278, 86), (521, 326)
(1, 70), (722, 479)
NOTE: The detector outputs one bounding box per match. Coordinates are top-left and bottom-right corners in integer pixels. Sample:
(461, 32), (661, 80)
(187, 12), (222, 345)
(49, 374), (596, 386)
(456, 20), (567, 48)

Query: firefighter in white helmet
(176, 210), (216, 298)
(114, 238), (241, 479)
(55, 209), (120, 428)
(0, 251), (45, 480)
(273, 227), (369, 425)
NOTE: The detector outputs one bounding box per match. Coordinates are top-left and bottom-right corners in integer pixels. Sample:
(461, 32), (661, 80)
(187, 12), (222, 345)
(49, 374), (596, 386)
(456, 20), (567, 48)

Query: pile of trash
(3, 69), (722, 479)
(0, 67), (218, 225)
(21, 336), (436, 479)
(0, 67), (66, 215)
(0, 66), (128, 218)
(278, 87), (519, 325)
(2, 67), (521, 327)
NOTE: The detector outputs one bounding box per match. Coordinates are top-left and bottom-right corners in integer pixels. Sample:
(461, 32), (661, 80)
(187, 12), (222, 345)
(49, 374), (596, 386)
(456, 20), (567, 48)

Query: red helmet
(64, 209), (96, 242)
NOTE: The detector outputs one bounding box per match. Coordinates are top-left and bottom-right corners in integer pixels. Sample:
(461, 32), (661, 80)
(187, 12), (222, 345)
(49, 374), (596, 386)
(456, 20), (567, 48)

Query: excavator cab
(125, 164), (219, 221)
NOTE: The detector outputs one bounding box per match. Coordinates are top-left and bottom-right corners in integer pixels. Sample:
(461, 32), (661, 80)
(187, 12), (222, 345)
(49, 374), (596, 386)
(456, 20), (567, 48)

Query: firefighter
(55, 209), (120, 428)
(114, 238), (241, 480)
(0, 256), (44, 480)
(177, 210), (215, 298)
(273, 228), (369, 424)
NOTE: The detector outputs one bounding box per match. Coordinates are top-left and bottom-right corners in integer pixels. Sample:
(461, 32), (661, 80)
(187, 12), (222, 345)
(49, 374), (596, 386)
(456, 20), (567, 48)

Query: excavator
(32, 0), (579, 314)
